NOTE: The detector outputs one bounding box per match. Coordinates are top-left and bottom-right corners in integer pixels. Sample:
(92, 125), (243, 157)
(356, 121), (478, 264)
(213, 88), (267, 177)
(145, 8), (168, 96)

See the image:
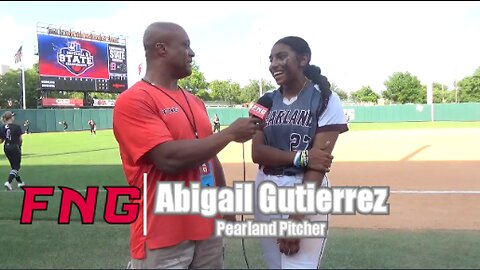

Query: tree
(225, 82), (242, 105)
(444, 90), (457, 103)
(456, 68), (480, 102)
(209, 80), (228, 101)
(350, 86), (380, 104)
(209, 79), (242, 105)
(90, 93), (117, 99)
(0, 63), (40, 109)
(46, 91), (84, 99)
(196, 89), (211, 101)
(330, 83), (348, 101)
(178, 61), (208, 95)
(24, 63), (41, 108)
(0, 69), (22, 108)
(475, 66), (480, 75)
(383, 72), (424, 104)
(239, 79), (276, 103)
(430, 82), (450, 103)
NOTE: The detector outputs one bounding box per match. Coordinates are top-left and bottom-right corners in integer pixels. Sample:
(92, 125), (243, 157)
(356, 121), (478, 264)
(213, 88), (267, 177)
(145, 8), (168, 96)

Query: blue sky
(1, 1), (480, 93)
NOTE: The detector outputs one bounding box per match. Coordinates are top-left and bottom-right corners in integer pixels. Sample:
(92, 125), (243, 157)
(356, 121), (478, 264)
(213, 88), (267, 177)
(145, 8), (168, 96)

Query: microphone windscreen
(249, 103), (269, 120)
(256, 95), (273, 110)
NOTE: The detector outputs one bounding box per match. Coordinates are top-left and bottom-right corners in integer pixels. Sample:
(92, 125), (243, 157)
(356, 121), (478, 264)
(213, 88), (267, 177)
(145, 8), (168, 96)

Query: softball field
(218, 127), (480, 231)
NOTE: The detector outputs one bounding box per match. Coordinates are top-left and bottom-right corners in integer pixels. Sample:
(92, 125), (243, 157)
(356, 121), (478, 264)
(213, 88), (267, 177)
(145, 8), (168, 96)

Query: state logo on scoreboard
(57, 42), (94, 76)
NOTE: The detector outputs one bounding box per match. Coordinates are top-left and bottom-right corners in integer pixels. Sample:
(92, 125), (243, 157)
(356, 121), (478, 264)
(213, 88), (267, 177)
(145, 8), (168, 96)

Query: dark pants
(4, 144), (21, 170)
(213, 123), (220, 133)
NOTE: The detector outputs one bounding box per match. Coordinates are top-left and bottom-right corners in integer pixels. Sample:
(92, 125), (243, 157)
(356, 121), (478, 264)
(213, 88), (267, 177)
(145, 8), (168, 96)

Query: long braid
(304, 64), (332, 100)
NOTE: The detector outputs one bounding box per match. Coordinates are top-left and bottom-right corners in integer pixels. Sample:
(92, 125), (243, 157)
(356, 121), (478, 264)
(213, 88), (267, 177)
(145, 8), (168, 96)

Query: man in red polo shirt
(113, 22), (260, 269)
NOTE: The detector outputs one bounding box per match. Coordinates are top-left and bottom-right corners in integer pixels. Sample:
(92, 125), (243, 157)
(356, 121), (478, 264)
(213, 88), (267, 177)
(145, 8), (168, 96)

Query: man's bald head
(143, 22), (186, 54)
(142, 22), (195, 80)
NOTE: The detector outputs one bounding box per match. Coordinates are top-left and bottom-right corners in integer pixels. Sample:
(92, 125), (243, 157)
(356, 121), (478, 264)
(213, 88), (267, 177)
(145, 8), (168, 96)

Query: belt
(5, 143), (19, 147)
(262, 166), (298, 176)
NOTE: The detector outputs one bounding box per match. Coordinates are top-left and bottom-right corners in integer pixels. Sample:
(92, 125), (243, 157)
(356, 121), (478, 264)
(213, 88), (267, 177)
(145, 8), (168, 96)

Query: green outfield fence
(0, 109), (112, 133)
(209, 103), (480, 124)
(1, 103), (478, 133)
(343, 103), (480, 122)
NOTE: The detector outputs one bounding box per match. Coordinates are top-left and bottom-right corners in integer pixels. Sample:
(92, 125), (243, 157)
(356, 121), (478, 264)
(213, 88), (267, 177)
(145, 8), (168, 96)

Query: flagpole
(258, 26), (263, 98)
(20, 42), (26, 110)
(21, 59), (26, 109)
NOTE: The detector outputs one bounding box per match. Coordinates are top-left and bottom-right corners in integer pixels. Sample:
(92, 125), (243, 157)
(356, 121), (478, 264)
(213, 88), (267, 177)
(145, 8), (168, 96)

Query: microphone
(248, 95), (273, 121)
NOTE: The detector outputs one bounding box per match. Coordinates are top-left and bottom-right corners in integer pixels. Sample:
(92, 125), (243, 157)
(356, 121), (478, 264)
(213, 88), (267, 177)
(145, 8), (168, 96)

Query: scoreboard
(37, 26), (128, 93)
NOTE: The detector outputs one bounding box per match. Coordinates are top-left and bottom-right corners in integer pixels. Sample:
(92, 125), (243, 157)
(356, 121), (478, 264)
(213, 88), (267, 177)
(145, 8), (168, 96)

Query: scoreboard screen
(37, 31), (128, 93)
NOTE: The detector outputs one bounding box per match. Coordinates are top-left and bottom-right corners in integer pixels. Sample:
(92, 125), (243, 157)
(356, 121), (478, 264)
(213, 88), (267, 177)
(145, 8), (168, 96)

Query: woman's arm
(303, 131), (340, 185)
(251, 130), (334, 171)
(251, 130), (296, 167)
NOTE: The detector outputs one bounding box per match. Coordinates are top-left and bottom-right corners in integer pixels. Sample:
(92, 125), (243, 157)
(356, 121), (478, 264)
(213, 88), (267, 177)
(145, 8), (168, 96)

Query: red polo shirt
(113, 80), (216, 259)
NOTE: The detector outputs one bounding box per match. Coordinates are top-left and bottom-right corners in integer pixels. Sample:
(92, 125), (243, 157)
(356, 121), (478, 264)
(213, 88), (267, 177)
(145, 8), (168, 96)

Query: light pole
(454, 80), (458, 103)
(258, 26), (263, 98)
(259, 78), (263, 98)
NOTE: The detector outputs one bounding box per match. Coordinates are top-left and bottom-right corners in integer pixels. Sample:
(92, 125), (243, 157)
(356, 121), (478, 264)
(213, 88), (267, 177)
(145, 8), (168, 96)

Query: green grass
(322, 228), (480, 269)
(347, 121), (480, 131)
(2, 221), (479, 269)
(1, 128), (479, 268)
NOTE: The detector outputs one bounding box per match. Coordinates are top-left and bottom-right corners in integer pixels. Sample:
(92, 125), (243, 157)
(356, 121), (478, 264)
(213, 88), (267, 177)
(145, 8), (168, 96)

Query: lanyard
(142, 79), (199, 139)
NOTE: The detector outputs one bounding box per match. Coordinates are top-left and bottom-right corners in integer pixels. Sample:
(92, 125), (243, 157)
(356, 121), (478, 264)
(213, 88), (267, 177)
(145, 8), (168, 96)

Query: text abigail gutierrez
(19, 174), (390, 237)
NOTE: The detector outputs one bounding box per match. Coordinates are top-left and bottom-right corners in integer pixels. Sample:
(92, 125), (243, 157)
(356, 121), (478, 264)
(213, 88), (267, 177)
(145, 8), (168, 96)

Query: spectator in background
(212, 113), (221, 133)
(344, 112), (350, 123)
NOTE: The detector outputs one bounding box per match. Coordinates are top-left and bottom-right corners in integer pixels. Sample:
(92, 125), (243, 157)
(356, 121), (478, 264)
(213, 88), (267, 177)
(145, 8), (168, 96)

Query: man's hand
(288, 214), (305, 221)
(224, 118), (261, 143)
(222, 214), (237, 222)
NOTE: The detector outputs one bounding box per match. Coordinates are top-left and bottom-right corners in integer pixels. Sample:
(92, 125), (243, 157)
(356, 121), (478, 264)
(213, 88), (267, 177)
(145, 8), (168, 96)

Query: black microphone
(248, 95), (273, 121)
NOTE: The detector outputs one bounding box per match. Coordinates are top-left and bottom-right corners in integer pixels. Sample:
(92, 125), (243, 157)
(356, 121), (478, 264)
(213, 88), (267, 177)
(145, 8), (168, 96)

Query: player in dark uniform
(59, 121), (68, 132)
(23, 119), (31, 134)
(88, 119), (96, 135)
(1, 112), (25, 191)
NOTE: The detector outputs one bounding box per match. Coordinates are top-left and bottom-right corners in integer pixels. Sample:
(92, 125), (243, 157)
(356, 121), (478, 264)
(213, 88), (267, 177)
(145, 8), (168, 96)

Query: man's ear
(155, 43), (167, 56)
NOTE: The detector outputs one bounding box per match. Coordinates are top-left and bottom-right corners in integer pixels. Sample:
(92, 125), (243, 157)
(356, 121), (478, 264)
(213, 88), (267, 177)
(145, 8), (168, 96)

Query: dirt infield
(218, 128), (480, 230)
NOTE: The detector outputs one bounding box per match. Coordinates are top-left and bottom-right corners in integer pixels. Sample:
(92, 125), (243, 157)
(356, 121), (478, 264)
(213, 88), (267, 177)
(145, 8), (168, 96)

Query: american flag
(14, 45), (22, 64)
